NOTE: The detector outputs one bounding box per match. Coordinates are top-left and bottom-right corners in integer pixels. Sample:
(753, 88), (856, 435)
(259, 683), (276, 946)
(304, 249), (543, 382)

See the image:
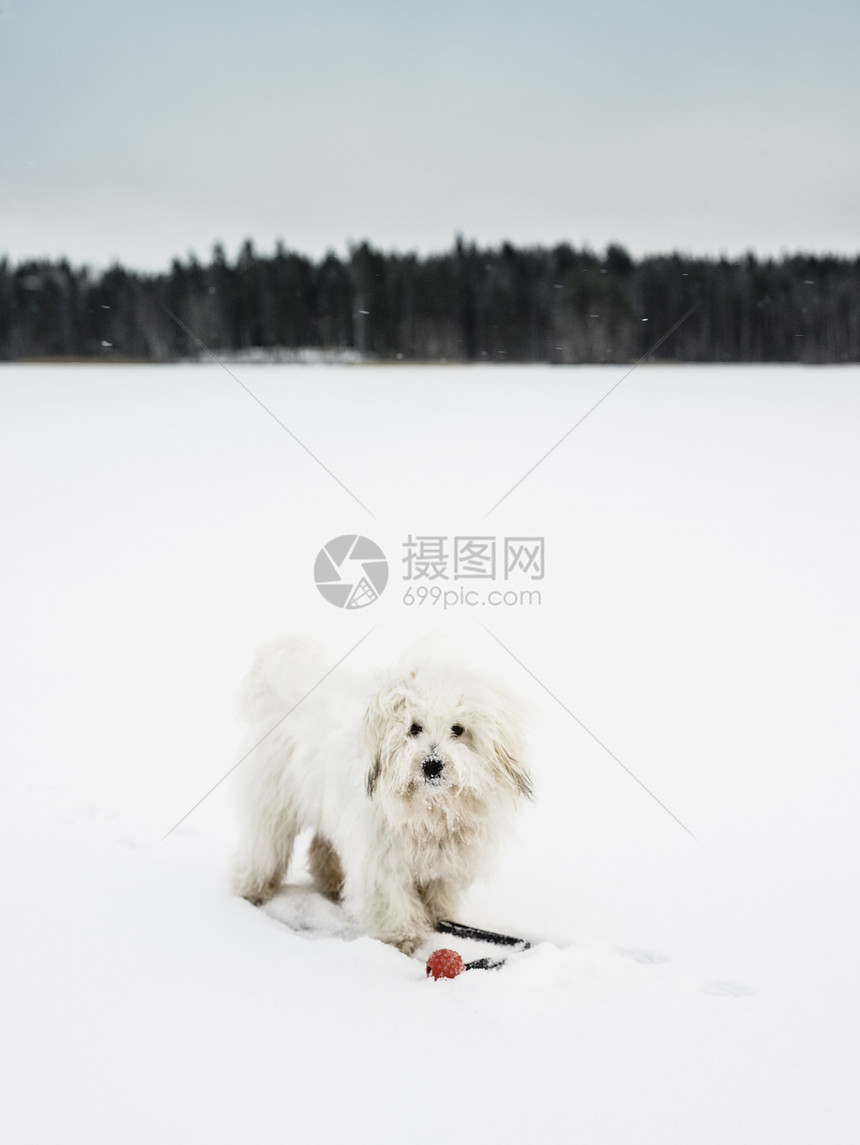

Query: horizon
(4, 232), (859, 278)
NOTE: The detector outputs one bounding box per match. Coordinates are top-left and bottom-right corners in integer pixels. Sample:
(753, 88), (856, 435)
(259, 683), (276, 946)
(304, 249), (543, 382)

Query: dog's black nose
(422, 754), (444, 780)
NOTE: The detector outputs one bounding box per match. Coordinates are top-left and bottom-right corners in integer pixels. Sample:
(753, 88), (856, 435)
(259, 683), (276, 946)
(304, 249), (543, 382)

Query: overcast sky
(1, 0), (857, 271)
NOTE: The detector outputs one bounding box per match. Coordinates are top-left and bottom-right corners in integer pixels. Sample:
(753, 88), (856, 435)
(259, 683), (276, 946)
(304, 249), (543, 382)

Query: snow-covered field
(2, 362), (858, 1144)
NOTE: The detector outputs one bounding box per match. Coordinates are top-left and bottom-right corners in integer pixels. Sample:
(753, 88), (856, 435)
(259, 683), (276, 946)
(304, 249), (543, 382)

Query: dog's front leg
(417, 879), (459, 928)
(344, 858), (431, 955)
(368, 890), (432, 956)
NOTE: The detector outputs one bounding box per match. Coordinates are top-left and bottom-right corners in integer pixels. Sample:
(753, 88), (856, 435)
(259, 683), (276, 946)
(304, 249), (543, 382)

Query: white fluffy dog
(231, 634), (532, 953)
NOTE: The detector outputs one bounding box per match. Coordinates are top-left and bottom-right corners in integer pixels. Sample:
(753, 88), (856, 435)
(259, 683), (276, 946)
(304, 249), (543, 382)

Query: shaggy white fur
(231, 634), (532, 953)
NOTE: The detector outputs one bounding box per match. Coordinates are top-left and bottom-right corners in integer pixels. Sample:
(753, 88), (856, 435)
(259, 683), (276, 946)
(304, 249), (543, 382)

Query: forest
(1, 238), (858, 364)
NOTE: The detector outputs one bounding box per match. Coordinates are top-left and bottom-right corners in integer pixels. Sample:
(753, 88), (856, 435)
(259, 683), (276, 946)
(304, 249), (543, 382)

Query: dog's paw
(230, 862), (281, 907)
(376, 928), (429, 956)
(393, 935), (423, 956)
(241, 889), (275, 907)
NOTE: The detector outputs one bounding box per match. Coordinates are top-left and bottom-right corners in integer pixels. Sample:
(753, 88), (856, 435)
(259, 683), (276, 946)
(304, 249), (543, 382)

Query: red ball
(426, 948), (465, 980)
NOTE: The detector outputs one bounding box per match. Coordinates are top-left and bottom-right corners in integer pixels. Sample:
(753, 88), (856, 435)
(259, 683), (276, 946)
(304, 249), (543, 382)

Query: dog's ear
(488, 693), (533, 800)
(362, 682), (408, 798)
(366, 754), (382, 799)
(494, 740), (534, 800)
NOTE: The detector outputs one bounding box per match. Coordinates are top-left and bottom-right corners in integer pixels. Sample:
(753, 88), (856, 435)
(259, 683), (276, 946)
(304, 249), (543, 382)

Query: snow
(2, 362), (859, 1143)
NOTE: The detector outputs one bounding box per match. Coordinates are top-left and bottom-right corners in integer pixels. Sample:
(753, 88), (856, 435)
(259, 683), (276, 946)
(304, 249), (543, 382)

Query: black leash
(436, 919), (532, 949)
(436, 920), (532, 970)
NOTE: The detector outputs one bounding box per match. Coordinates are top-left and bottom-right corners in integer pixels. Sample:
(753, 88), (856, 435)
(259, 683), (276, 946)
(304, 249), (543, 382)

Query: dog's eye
(451, 725), (464, 737)
(409, 723), (423, 736)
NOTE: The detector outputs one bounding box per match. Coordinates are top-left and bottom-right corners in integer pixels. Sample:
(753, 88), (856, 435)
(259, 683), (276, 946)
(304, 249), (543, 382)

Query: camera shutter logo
(314, 535), (389, 609)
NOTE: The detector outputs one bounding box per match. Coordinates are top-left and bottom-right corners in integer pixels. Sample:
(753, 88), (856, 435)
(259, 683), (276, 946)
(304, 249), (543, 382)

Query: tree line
(1, 238), (858, 364)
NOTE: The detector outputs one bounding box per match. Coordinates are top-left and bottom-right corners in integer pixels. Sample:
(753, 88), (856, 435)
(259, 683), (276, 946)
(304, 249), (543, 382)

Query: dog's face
(363, 667), (532, 809)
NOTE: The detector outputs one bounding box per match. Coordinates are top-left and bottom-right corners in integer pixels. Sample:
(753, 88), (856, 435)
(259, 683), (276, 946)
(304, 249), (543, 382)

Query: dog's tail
(238, 634), (330, 727)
